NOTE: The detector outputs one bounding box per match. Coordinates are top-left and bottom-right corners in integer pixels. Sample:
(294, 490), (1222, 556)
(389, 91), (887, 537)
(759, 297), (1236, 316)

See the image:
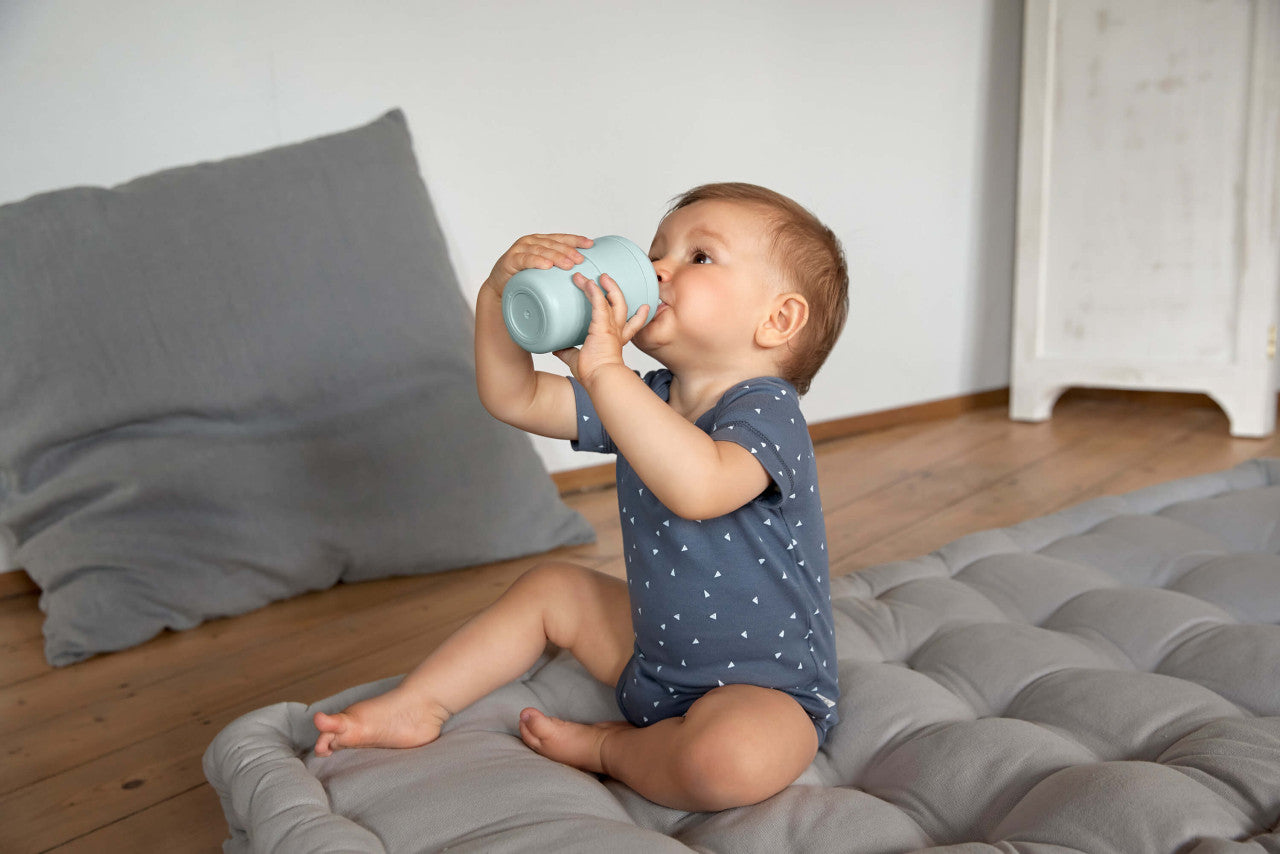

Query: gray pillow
(0, 109), (594, 667)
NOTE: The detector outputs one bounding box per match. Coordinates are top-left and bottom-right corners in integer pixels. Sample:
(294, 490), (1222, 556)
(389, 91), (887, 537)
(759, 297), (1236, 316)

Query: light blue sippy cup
(502, 235), (659, 353)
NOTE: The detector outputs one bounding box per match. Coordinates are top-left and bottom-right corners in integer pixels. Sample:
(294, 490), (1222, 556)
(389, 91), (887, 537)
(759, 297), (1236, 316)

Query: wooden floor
(3, 394), (1278, 852)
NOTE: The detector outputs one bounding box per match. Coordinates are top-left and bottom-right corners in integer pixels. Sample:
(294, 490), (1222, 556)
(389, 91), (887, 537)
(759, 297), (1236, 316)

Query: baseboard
(0, 568), (37, 598)
(550, 464), (619, 495)
(806, 387), (1011, 444)
(551, 387), (1013, 495)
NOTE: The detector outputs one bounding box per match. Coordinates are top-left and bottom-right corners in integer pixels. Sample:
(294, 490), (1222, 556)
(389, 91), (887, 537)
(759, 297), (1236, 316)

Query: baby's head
(646, 183), (849, 395)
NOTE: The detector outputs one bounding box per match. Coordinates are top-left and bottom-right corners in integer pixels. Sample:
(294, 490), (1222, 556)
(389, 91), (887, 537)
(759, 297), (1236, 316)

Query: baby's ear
(756, 293), (809, 349)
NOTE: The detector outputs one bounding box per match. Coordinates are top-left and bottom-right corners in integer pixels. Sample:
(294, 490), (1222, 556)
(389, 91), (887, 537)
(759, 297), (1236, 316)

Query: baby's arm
(475, 234), (591, 439)
(589, 367), (769, 519)
(557, 274), (770, 520)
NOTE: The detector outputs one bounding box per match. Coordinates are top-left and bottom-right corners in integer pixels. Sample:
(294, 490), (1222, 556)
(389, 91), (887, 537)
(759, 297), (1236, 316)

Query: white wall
(0, 0), (1023, 474)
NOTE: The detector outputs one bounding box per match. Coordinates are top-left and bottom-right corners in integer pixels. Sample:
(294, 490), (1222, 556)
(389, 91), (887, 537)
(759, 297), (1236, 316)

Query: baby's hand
(481, 233), (593, 298)
(554, 272), (650, 386)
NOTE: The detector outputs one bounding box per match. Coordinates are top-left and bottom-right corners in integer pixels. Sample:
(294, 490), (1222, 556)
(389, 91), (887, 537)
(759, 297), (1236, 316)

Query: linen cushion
(0, 109), (593, 666)
(205, 458), (1280, 853)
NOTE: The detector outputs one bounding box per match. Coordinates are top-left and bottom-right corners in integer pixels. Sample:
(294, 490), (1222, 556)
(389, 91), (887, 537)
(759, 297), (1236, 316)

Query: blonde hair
(666, 182), (849, 395)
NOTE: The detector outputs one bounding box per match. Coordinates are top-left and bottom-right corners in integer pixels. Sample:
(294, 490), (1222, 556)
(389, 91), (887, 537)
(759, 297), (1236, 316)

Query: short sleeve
(569, 378), (614, 455)
(569, 369), (673, 456)
(708, 378), (809, 505)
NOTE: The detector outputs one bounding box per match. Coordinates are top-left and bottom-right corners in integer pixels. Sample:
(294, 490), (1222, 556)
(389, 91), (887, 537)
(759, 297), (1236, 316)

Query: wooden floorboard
(2, 396), (1277, 852)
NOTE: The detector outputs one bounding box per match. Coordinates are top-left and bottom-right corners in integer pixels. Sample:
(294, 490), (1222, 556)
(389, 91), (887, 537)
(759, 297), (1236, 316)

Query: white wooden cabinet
(1010, 0), (1280, 436)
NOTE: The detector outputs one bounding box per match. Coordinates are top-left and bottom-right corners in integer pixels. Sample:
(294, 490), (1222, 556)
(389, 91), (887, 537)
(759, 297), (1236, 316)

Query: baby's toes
(314, 711), (344, 733)
(517, 708), (609, 774)
(517, 709), (546, 750)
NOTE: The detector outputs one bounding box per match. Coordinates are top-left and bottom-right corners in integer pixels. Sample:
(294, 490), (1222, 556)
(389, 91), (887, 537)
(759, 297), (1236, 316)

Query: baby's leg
(314, 562), (633, 756)
(519, 683), (818, 811)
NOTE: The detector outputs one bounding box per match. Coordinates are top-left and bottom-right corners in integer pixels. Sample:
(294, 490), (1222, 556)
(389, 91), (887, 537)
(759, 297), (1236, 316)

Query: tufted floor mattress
(204, 458), (1280, 853)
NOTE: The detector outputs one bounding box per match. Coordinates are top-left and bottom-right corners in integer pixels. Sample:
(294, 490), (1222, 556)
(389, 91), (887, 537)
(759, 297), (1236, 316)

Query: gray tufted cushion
(205, 458), (1280, 853)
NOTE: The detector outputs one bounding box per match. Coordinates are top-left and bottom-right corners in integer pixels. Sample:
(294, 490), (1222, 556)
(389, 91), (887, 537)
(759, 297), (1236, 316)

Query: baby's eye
(691, 249), (712, 264)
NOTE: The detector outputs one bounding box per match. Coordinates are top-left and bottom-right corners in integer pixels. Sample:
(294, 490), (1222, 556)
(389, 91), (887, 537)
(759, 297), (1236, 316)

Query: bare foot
(517, 707), (632, 774)
(313, 688), (450, 757)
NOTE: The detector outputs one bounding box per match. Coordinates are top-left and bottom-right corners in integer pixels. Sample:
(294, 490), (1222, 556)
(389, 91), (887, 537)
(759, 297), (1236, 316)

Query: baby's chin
(631, 320), (661, 355)
(630, 332), (683, 376)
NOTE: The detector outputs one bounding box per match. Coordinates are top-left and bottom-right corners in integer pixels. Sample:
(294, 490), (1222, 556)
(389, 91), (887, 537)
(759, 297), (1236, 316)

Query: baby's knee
(510, 562), (601, 646)
(671, 728), (785, 811)
(511, 562), (583, 603)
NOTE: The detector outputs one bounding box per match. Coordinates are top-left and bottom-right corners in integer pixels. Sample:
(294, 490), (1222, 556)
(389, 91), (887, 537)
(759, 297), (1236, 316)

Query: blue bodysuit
(571, 370), (839, 744)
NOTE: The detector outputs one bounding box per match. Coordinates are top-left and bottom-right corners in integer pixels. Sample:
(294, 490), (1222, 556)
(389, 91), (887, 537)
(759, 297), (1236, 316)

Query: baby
(314, 182), (850, 812)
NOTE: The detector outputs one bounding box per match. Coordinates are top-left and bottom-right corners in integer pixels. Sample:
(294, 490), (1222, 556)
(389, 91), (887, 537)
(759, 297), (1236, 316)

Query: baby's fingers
(596, 274), (631, 322)
(519, 245), (581, 271)
(540, 233), (593, 250)
(572, 272), (608, 307)
(513, 234), (592, 271)
(535, 234), (595, 268)
(621, 303), (651, 340)
(552, 346), (581, 375)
